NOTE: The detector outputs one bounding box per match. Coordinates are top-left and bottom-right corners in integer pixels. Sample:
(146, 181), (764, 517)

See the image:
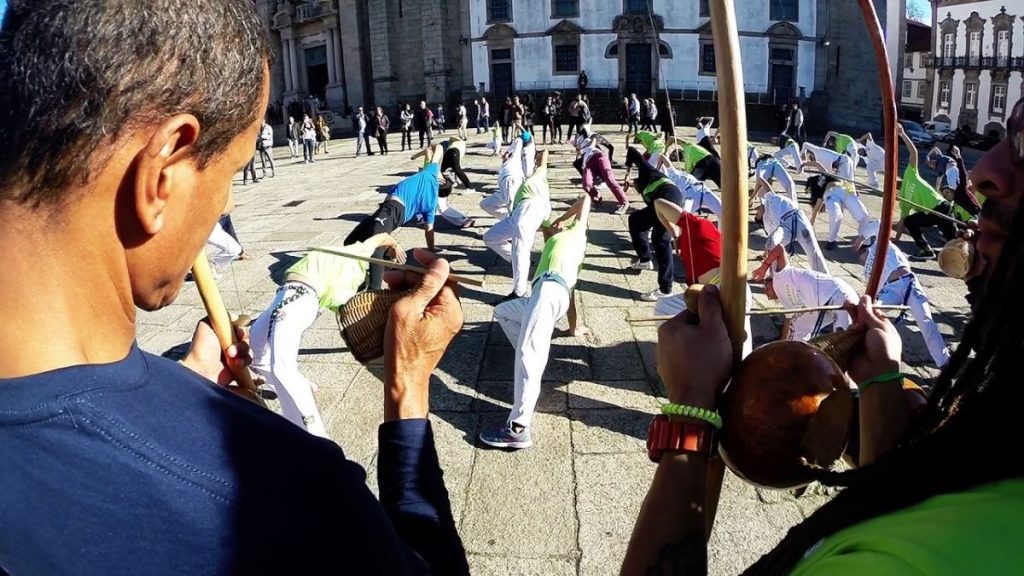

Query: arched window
(605, 42), (619, 58)
(658, 41), (672, 59)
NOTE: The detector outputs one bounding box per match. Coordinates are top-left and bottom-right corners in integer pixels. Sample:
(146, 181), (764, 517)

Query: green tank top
(684, 144), (711, 173)
(534, 220), (587, 290)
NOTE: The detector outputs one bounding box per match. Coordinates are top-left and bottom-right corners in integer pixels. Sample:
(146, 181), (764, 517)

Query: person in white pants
(753, 244), (857, 341)
(206, 219), (242, 270)
(774, 135), (802, 169)
(521, 131), (537, 177)
(481, 136), (525, 218)
(752, 154), (797, 202)
(656, 154), (722, 218)
(759, 191), (830, 274)
(858, 133), (887, 189)
(801, 141), (845, 168)
(250, 234), (405, 438)
(483, 152), (551, 301)
(480, 195), (593, 450)
(857, 224), (950, 368)
(803, 157), (872, 250)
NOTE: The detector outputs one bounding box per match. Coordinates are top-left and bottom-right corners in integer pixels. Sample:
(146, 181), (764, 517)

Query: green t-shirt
(534, 220), (587, 290)
(512, 167), (550, 210)
(899, 165), (946, 220)
(635, 131), (665, 157)
(833, 133), (855, 154)
(792, 479), (1024, 575)
(287, 241), (377, 312)
(684, 144), (711, 173)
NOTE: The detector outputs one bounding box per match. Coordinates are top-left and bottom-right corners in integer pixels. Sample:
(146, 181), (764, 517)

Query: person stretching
(655, 153), (722, 218)
(758, 190), (830, 274)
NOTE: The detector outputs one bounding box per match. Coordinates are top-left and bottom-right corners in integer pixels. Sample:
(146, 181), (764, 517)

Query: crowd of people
(3, 1), (1023, 575)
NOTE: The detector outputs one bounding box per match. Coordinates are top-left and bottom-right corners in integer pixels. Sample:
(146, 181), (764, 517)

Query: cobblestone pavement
(137, 124), (969, 575)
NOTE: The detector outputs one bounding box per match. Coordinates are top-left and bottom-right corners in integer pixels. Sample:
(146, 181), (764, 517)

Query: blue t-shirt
(391, 163), (440, 226)
(0, 345), (468, 575)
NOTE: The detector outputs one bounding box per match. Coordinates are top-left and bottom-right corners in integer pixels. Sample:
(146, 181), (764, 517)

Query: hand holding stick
(310, 247), (485, 287)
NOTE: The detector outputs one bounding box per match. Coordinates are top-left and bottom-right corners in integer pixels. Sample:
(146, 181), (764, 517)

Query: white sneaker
(640, 288), (673, 302)
(628, 259), (654, 271)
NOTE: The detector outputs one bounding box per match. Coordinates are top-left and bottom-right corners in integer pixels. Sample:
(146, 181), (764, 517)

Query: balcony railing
(296, 2), (326, 22)
(934, 55), (1024, 70)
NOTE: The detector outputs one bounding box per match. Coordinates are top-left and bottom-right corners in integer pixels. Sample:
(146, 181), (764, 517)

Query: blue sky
(908, 0), (931, 23)
(0, 1), (6, 21)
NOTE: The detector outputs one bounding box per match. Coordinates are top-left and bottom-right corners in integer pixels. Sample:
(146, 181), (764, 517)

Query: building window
(917, 82), (927, 98)
(997, 30), (1009, 57)
(769, 0), (798, 22)
(993, 84), (1007, 114)
(700, 42), (716, 75)
(554, 44), (580, 74)
(699, 0), (709, 18)
(625, 0), (648, 14)
(552, 0), (578, 18)
(487, 0), (511, 23)
(491, 48), (512, 60)
(968, 31), (980, 60)
(902, 81), (913, 98)
(605, 42), (619, 57)
(942, 33), (954, 57)
(940, 81), (951, 108)
(658, 42), (672, 58)
(904, 52), (913, 70)
(965, 83), (977, 110)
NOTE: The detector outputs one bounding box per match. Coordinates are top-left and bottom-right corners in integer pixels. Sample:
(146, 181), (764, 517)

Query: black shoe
(910, 247), (937, 260)
(499, 291), (521, 303)
(823, 241), (838, 251)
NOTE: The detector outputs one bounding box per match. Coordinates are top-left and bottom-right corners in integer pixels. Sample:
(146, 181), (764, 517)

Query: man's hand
(386, 244), (407, 265)
(847, 296), (901, 385)
(382, 249), (464, 421)
(181, 321), (251, 387)
(655, 286), (732, 410)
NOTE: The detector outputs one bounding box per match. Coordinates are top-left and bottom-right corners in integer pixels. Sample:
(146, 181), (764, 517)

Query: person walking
(300, 114), (316, 163)
(640, 98), (652, 132)
(287, 116), (300, 158)
(784, 100), (805, 144)
(500, 97), (513, 144)
(480, 97), (491, 132)
(457, 102), (468, 139)
(375, 106), (390, 155)
(315, 114), (330, 155)
(363, 107), (377, 156)
(415, 100), (433, 148)
(551, 92), (564, 144)
(242, 136), (259, 184)
(627, 93), (641, 136)
(434, 103), (446, 135)
(354, 107), (367, 157)
(619, 97), (629, 132)
(567, 94), (582, 137)
(400, 103), (414, 151)
(258, 119), (275, 174)
(577, 69), (588, 96)
(660, 97), (676, 142)
(540, 96), (554, 144)
(474, 99), (482, 134)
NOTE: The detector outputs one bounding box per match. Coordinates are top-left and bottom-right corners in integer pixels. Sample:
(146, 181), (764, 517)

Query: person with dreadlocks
(752, 153), (798, 203)
(803, 156), (871, 251)
(572, 128), (628, 213)
(250, 234), (405, 437)
(479, 194), (593, 450)
(655, 153), (722, 219)
(893, 124), (959, 260)
(752, 243), (858, 342)
(758, 189), (830, 274)
(483, 150), (552, 302)
(856, 220), (950, 368)
(622, 146), (685, 302)
(620, 97), (1024, 576)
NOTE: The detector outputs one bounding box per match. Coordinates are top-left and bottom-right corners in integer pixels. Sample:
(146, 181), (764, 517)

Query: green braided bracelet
(660, 404), (722, 429)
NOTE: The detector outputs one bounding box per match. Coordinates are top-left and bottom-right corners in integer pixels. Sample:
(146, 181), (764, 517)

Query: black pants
(377, 135), (388, 155)
(500, 123), (510, 144)
(363, 133), (375, 155)
(344, 199), (405, 289)
(692, 155), (722, 188)
(418, 128), (431, 148)
(441, 149), (471, 189)
(904, 202), (957, 250)
(553, 120), (563, 142)
(243, 155), (258, 183)
(401, 128), (412, 150)
(698, 136), (720, 159)
(629, 184), (683, 294)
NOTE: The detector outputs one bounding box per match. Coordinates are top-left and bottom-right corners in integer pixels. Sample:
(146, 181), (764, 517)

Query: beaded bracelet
(660, 403), (722, 430)
(857, 371), (904, 392)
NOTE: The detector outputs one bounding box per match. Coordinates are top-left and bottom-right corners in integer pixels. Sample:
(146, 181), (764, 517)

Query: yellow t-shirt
(534, 220), (587, 290)
(286, 241), (378, 312)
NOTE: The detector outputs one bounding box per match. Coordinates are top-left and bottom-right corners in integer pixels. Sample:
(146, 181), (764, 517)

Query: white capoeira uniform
(771, 266), (857, 341)
(862, 139), (886, 189)
(864, 242), (950, 368)
(522, 137), (537, 178)
(481, 138), (525, 218)
(801, 142), (845, 168)
(250, 242), (376, 438)
(437, 195), (472, 227)
(494, 220), (587, 429)
(483, 167), (553, 297)
(823, 181), (872, 242)
(762, 192), (830, 274)
(774, 137), (802, 169)
(206, 219), (242, 269)
(755, 156), (797, 202)
(655, 283), (754, 359)
(665, 167), (722, 218)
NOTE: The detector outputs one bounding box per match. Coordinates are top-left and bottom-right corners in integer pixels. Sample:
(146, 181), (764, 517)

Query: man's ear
(132, 114), (201, 236)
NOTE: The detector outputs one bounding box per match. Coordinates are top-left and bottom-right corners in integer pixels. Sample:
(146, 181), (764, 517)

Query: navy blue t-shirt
(0, 345), (467, 575)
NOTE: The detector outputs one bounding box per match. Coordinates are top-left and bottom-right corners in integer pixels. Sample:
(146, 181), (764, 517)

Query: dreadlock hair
(746, 184), (1024, 573)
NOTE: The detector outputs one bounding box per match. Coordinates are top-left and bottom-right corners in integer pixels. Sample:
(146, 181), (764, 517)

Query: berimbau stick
(627, 304), (910, 324)
(309, 247), (486, 287)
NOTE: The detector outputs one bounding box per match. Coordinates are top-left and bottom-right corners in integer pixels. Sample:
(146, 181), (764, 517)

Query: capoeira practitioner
(893, 125), (957, 260)
(654, 153), (722, 218)
(345, 145), (442, 288)
(409, 140), (478, 229)
(622, 146), (684, 301)
(758, 190), (830, 274)
(573, 127), (615, 163)
(632, 130), (666, 161)
(480, 195), (593, 450)
(416, 136), (472, 190)
(520, 130), (537, 177)
(681, 141), (722, 188)
(250, 234), (404, 437)
(857, 132), (887, 188)
(857, 221), (950, 368)
(800, 141), (846, 168)
(206, 191), (242, 271)
(824, 130), (859, 159)
(696, 116), (719, 157)
(752, 153), (798, 202)
(652, 199), (753, 358)
(803, 155), (871, 250)
(483, 150), (552, 301)
(752, 244), (857, 342)
(485, 123), (501, 156)
(773, 133), (802, 169)
(573, 130), (629, 213)
(481, 134), (527, 218)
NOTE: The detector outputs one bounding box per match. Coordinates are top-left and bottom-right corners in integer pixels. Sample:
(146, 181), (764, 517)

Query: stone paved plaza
(137, 125), (970, 575)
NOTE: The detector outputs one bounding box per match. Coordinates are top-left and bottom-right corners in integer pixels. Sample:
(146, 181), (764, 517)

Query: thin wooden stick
(191, 251), (261, 402)
(309, 247), (486, 287)
(627, 304), (910, 323)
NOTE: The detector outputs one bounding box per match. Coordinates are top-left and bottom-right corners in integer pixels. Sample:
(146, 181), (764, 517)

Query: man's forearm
(424, 229), (435, 251)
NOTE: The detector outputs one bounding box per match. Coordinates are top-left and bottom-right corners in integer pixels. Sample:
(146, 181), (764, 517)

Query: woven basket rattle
(337, 289), (412, 363)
